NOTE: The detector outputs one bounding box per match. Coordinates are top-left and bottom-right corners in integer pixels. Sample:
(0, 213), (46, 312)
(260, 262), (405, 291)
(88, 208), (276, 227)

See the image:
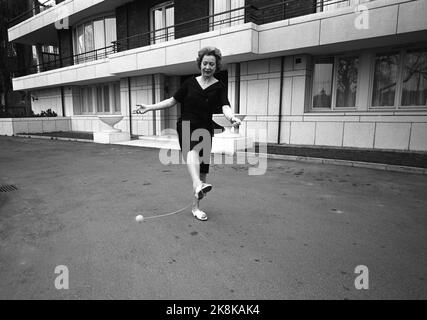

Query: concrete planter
(0, 117), (72, 136)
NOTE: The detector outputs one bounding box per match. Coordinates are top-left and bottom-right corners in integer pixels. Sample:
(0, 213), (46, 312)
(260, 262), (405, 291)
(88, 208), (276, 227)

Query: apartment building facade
(6, 0), (427, 151)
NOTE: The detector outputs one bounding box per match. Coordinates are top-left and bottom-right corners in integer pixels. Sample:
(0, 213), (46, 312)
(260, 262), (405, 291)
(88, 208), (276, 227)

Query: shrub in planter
(31, 109), (58, 117)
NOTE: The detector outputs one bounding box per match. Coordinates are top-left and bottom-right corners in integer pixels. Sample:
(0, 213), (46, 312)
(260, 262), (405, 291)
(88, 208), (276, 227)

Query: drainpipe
(235, 63), (240, 114)
(277, 56), (284, 145)
(128, 77), (133, 138)
(60, 86), (65, 117)
(151, 74), (157, 136)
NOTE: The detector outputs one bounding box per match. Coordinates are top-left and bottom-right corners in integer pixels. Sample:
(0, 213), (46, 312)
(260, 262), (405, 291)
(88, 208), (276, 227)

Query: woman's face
(201, 55), (217, 77)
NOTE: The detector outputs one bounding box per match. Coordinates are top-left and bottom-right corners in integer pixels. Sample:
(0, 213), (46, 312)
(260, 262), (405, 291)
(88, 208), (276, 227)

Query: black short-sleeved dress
(173, 77), (230, 174)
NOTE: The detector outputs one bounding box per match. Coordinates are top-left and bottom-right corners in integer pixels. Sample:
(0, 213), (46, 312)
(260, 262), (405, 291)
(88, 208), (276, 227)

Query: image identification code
(210, 304), (260, 315)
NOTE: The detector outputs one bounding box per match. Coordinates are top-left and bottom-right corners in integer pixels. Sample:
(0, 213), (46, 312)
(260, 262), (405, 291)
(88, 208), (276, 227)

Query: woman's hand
(230, 116), (242, 128)
(133, 104), (150, 114)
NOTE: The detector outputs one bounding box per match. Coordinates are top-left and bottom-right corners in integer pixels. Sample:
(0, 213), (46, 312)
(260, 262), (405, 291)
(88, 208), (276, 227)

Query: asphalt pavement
(0, 136), (426, 300)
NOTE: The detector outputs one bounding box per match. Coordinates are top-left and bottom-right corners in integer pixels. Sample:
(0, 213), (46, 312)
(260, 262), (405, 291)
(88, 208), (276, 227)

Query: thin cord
(143, 202), (193, 221)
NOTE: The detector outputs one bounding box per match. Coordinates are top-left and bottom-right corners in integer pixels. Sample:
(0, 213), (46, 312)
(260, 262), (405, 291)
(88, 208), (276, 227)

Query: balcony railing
(113, 5), (256, 52)
(8, 0), (57, 29)
(12, 45), (115, 78)
(12, 0), (365, 78)
(113, 0), (357, 52)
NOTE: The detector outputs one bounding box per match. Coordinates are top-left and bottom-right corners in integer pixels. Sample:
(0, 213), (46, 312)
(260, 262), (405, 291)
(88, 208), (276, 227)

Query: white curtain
(93, 20), (105, 51)
(312, 60), (334, 109)
(81, 87), (93, 114)
(212, 0), (228, 30)
(166, 6), (174, 41)
(230, 0), (245, 26)
(105, 17), (117, 46)
(153, 8), (164, 43)
(84, 23), (94, 62)
(113, 83), (121, 113)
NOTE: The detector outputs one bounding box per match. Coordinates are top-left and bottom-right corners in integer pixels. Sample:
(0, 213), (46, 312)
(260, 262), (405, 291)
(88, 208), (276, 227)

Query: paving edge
(12, 135), (426, 175)
(15, 134), (93, 143)
(239, 152), (427, 175)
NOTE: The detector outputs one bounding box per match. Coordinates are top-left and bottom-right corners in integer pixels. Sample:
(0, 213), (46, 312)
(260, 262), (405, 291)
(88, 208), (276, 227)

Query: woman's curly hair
(196, 46), (223, 72)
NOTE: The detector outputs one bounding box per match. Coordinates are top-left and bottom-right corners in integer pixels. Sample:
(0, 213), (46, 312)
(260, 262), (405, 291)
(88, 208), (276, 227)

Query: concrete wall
(8, 0), (105, 42)
(31, 87), (63, 116)
(126, 74), (165, 136)
(0, 118), (71, 135)
(237, 54), (427, 152)
(175, 0), (210, 38)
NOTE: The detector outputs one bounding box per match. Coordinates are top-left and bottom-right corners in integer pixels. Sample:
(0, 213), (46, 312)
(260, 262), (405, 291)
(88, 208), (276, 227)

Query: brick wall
(116, 0), (168, 51)
(246, 0), (317, 24)
(58, 29), (73, 67)
(174, 0), (209, 39)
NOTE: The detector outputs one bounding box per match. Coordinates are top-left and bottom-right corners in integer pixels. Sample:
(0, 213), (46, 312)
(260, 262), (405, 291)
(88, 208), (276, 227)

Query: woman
(134, 47), (242, 221)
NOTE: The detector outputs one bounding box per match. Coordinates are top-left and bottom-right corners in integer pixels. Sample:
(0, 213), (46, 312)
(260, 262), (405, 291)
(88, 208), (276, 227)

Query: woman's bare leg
(186, 150), (202, 193)
(192, 173), (207, 210)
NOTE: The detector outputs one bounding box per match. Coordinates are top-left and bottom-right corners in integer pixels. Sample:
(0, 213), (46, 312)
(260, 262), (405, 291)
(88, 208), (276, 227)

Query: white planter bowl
(212, 114), (246, 136)
(98, 115), (123, 133)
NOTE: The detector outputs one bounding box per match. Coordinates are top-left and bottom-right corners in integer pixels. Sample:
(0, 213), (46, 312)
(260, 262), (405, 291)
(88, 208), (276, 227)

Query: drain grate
(0, 185), (18, 192)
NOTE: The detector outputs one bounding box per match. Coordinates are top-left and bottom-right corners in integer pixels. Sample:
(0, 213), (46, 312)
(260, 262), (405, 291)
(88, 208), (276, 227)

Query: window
(151, 2), (174, 44)
(209, 0), (245, 30)
(336, 57), (359, 108)
(80, 87), (94, 114)
(312, 58), (334, 109)
(401, 50), (427, 106)
(311, 56), (359, 109)
(371, 53), (399, 107)
(73, 16), (116, 64)
(77, 82), (120, 115)
(370, 48), (427, 109)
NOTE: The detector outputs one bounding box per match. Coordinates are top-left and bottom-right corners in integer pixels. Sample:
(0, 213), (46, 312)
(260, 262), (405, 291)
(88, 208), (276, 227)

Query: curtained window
(371, 53), (399, 107)
(312, 58), (334, 109)
(336, 57), (359, 108)
(311, 56), (359, 109)
(77, 82), (120, 115)
(151, 2), (175, 44)
(401, 50), (427, 106)
(210, 0), (245, 30)
(73, 16), (116, 64)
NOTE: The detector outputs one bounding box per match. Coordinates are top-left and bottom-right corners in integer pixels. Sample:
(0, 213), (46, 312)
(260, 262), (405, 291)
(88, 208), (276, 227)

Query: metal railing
(13, 0), (361, 77)
(12, 45), (115, 78)
(8, 0), (56, 28)
(112, 5), (256, 52)
(252, 0), (355, 24)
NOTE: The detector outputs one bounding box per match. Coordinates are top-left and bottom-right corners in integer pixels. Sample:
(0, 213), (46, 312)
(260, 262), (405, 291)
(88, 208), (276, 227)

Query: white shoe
(192, 208), (208, 221)
(195, 183), (212, 200)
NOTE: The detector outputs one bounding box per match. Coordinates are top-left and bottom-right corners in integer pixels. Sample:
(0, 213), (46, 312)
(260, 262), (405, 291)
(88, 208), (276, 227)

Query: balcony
(11, 0), (427, 91)
(7, 0), (133, 45)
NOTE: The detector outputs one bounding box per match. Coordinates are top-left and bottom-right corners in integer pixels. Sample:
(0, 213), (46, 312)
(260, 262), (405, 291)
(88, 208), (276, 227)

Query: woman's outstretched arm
(133, 97), (178, 114)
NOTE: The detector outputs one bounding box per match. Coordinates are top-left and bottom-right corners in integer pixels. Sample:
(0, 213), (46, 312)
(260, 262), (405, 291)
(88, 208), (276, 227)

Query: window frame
(310, 54), (360, 111)
(150, 1), (175, 44)
(72, 14), (116, 64)
(368, 46), (427, 110)
(76, 82), (121, 115)
(209, 0), (245, 31)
